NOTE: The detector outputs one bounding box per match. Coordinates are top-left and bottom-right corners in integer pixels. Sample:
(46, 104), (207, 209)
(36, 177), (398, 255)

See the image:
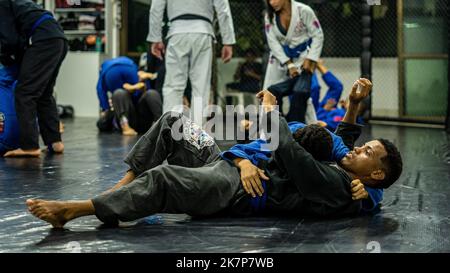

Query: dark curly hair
(293, 124), (333, 161)
(374, 138), (403, 189)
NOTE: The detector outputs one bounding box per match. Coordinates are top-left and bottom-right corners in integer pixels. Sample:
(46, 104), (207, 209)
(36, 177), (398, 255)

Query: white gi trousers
(162, 33), (213, 118)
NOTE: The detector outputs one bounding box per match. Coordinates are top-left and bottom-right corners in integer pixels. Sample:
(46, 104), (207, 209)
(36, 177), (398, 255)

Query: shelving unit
(43, 0), (121, 117)
(47, 1), (106, 53)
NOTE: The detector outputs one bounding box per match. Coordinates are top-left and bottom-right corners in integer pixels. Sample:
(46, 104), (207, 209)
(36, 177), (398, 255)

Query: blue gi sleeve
(220, 139), (272, 166)
(330, 133), (349, 162)
(310, 73), (321, 110)
(362, 187), (384, 212)
(96, 76), (110, 111)
(320, 71), (343, 108)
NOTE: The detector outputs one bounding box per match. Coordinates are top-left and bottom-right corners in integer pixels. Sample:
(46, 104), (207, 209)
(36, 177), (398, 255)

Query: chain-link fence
(213, 0), (448, 123)
(132, 0), (447, 123)
(215, 0), (368, 119)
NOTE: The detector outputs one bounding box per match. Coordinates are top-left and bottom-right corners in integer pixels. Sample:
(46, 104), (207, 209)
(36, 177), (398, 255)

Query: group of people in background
(0, 0), (369, 157)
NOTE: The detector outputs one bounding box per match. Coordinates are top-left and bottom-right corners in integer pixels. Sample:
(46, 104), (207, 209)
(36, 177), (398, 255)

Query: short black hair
(375, 138), (403, 189)
(293, 124), (333, 161)
(244, 48), (258, 57)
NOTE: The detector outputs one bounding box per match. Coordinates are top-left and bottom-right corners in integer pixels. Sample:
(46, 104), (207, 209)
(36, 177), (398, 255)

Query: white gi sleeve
(147, 0), (167, 43)
(213, 0), (236, 45)
(264, 15), (290, 65)
(302, 5), (324, 62)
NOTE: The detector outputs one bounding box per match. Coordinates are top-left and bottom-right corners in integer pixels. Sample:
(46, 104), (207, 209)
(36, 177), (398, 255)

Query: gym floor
(0, 118), (449, 253)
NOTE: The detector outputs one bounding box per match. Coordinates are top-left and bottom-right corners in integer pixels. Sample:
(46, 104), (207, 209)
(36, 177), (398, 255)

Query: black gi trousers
(15, 39), (68, 149)
(111, 89), (162, 133)
(267, 71), (312, 123)
(92, 112), (247, 225)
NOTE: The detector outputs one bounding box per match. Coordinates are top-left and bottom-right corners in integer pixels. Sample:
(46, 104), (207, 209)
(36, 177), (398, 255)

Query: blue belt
(282, 39), (313, 59)
(27, 14), (55, 45)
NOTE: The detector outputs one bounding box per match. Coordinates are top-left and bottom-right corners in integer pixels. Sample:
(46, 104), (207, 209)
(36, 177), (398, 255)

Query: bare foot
(51, 142), (64, 153)
(316, 121), (328, 127)
(26, 199), (69, 228)
(122, 125), (138, 136)
(4, 148), (41, 158)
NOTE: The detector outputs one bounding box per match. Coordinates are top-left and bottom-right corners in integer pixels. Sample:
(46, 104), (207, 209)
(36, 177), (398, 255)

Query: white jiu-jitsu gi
(263, 1), (324, 124)
(147, 0), (236, 116)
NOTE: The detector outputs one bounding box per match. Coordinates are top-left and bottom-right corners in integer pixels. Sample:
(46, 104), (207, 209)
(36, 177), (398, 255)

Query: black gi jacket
(254, 111), (362, 218)
(0, 0), (65, 65)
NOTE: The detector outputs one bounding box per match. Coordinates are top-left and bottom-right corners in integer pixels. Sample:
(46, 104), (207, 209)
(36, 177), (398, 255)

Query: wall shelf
(55, 8), (105, 13)
(64, 30), (105, 35)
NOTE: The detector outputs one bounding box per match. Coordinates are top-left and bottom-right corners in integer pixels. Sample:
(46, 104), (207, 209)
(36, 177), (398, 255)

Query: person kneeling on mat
(96, 56), (162, 136)
(26, 78), (403, 228)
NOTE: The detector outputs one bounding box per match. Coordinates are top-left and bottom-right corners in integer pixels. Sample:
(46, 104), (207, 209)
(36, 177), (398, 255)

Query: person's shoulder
(296, 2), (315, 14)
(326, 162), (352, 180)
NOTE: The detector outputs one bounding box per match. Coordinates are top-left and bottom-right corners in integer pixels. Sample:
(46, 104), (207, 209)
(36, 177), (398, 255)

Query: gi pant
(263, 56), (317, 125)
(110, 89), (162, 134)
(162, 33), (213, 116)
(14, 39), (68, 149)
(92, 112), (246, 225)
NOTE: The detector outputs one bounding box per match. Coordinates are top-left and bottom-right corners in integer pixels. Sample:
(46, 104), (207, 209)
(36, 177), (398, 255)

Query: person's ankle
(51, 142), (64, 153)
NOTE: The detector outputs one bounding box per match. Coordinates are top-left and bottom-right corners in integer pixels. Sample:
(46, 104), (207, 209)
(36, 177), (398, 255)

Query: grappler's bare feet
(51, 142), (65, 153)
(59, 121), (65, 134)
(4, 148), (41, 158)
(26, 199), (70, 228)
(121, 125), (138, 136)
(26, 199), (95, 228)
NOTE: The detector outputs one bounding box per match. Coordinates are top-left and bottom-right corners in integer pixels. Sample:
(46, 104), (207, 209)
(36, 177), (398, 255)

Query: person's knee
(142, 90), (162, 103)
(111, 88), (128, 101)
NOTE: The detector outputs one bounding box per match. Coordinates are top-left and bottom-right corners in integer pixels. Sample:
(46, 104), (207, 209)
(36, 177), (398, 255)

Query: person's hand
(256, 90), (277, 112)
(323, 98), (336, 111)
(100, 110), (108, 118)
(349, 78), (372, 105)
(288, 66), (300, 78)
(316, 120), (327, 127)
(138, 71), (157, 81)
(221, 45), (233, 63)
(351, 179), (369, 200)
(240, 119), (254, 131)
(123, 82), (145, 93)
(317, 59), (324, 67)
(151, 42), (165, 60)
(302, 59), (316, 73)
(237, 159), (269, 197)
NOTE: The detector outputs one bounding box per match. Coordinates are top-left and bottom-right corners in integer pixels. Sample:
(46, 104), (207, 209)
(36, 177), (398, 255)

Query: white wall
(54, 52), (102, 117)
(372, 58), (399, 118)
(55, 55), (398, 118)
(217, 57), (400, 118)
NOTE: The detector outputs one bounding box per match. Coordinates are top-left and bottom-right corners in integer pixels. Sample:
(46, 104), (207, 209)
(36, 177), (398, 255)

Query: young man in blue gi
(96, 56), (162, 136)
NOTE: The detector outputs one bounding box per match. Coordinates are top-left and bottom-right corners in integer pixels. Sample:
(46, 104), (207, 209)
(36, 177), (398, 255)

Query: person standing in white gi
(148, 0), (236, 116)
(263, 0), (324, 124)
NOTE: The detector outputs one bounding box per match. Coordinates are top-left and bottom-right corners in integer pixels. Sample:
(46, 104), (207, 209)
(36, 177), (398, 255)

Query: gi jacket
(261, 111), (362, 218)
(0, 0), (64, 65)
